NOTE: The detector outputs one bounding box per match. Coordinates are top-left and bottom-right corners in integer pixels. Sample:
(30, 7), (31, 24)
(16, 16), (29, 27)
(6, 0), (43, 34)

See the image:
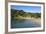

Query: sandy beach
(23, 17), (41, 24)
(15, 16), (41, 25)
(30, 18), (41, 25)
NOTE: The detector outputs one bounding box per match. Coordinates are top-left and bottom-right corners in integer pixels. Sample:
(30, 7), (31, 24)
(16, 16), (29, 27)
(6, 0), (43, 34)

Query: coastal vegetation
(11, 9), (41, 19)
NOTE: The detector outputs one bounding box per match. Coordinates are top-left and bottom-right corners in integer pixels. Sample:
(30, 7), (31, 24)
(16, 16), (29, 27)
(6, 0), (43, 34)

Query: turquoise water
(11, 19), (41, 28)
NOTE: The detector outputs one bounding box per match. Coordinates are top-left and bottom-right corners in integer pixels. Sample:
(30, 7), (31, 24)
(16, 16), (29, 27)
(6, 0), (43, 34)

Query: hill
(11, 9), (41, 19)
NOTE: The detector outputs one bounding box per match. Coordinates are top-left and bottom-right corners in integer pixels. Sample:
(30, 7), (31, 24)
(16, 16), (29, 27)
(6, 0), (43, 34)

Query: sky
(11, 5), (41, 13)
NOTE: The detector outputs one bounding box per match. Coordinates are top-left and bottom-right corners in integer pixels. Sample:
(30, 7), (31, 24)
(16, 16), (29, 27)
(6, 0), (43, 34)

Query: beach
(11, 17), (41, 28)
(14, 16), (41, 25)
(22, 17), (41, 24)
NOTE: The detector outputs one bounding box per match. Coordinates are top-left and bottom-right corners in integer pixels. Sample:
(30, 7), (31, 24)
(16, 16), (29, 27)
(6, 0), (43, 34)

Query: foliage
(11, 9), (41, 19)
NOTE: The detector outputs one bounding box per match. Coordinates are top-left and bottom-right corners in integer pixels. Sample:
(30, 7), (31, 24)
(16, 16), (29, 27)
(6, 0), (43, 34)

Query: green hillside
(11, 9), (41, 19)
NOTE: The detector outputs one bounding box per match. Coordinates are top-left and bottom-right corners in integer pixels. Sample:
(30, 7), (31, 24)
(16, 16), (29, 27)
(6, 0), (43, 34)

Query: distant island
(11, 9), (41, 19)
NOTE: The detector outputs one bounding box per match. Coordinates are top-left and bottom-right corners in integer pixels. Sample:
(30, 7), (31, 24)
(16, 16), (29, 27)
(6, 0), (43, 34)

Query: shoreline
(14, 17), (41, 24)
(30, 18), (41, 24)
(23, 18), (41, 24)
